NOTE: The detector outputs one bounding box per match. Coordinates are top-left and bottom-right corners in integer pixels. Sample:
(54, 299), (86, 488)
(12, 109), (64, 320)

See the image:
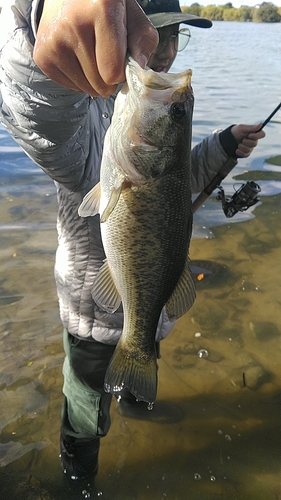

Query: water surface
(0, 21), (281, 500)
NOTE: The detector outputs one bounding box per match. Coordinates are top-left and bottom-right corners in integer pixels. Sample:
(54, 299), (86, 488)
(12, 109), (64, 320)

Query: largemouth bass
(79, 58), (196, 403)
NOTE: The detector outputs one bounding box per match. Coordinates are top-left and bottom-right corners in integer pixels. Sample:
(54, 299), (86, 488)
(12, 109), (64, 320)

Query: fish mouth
(149, 64), (170, 74)
(127, 57), (192, 92)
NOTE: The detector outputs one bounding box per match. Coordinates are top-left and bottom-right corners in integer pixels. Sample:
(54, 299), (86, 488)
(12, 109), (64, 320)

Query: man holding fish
(0, 0), (265, 483)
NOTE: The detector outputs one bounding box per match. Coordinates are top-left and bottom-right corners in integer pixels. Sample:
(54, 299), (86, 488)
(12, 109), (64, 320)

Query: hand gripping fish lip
(126, 56), (192, 96)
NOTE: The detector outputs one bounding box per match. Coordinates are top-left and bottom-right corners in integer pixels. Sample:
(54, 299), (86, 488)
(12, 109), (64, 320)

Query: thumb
(251, 122), (263, 132)
(126, 0), (159, 68)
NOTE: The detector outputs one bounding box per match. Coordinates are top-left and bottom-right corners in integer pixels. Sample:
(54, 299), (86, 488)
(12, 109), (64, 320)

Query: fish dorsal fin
(100, 184), (123, 223)
(78, 183), (101, 217)
(165, 258), (196, 321)
(92, 259), (121, 313)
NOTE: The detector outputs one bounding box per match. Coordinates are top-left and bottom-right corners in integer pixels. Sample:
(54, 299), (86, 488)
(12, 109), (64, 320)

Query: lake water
(0, 21), (281, 500)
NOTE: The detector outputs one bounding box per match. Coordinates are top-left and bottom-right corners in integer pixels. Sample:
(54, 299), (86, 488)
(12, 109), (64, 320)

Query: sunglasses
(153, 27), (191, 55)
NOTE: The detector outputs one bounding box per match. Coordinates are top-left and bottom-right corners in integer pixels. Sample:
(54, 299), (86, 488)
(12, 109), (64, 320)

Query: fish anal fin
(100, 184), (123, 222)
(166, 258), (196, 321)
(92, 259), (121, 313)
(104, 343), (157, 404)
(78, 183), (101, 218)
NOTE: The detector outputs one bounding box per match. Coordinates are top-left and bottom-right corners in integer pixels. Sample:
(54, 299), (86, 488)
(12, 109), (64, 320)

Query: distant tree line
(182, 1), (281, 21)
(1, 2), (280, 21)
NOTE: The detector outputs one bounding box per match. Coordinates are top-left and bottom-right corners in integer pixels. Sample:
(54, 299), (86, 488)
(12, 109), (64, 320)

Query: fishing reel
(216, 180), (261, 218)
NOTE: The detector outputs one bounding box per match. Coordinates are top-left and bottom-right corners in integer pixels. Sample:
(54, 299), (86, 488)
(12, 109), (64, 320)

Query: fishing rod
(258, 102), (281, 131)
(192, 102), (281, 216)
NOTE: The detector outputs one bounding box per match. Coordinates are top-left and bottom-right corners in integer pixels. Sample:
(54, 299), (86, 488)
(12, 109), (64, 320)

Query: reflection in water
(0, 21), (281, 500)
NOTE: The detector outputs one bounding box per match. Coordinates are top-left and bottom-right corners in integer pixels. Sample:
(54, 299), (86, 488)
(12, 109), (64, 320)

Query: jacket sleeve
(1, 2), (238, 196)
(190, 127), (238, 194)
(0, 0), (94, 192)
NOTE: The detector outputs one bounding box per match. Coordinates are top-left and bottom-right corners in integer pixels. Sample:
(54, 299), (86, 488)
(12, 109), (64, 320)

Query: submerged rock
(229, 348), (272, 390)
(243, 365), (271, 390)
(13, 475), (53, 500)
(231, 360), (271, 391)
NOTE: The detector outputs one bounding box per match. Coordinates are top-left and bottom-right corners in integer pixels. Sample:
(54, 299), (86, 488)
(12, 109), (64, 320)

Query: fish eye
(171, 102), (186, 121)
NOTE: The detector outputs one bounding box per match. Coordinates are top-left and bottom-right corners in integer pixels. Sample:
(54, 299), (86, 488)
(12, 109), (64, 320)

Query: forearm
(191, 127), (238, 194)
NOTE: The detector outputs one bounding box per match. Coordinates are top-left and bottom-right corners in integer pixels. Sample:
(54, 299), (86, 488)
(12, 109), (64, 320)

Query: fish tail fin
(104, 344), (158, 404)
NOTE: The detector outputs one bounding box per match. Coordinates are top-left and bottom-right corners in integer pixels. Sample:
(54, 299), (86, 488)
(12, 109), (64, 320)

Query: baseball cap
(137, 0), (212, 29)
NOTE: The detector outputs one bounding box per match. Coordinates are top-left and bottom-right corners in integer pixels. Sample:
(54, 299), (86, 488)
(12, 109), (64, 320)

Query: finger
(127, 0), (159, 68)
(242, 123), (262, 134)
(236, 143), (253, 157)
(42, 67), (84, 93)
(34, 0), (125, 96)
(68, 29), (119, 96)
(240, 138), (258, 149)
(248, 130), (266, 140)
(35, 41), (116, 96)
(94, 0), (128, 86)
(34, 47), (81, 92)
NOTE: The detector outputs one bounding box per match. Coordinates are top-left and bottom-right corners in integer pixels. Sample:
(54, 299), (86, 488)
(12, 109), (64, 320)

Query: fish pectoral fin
(104, 343), (157, 404)
(92, 259), (121, 313)
(78, 183), (101, 217)
(100, 184), (123, 223)
(165, 258), (196, 321)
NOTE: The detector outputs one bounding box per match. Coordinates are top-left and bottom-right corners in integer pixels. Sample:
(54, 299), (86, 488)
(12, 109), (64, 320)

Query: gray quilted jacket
(0, 0), (234, 344)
